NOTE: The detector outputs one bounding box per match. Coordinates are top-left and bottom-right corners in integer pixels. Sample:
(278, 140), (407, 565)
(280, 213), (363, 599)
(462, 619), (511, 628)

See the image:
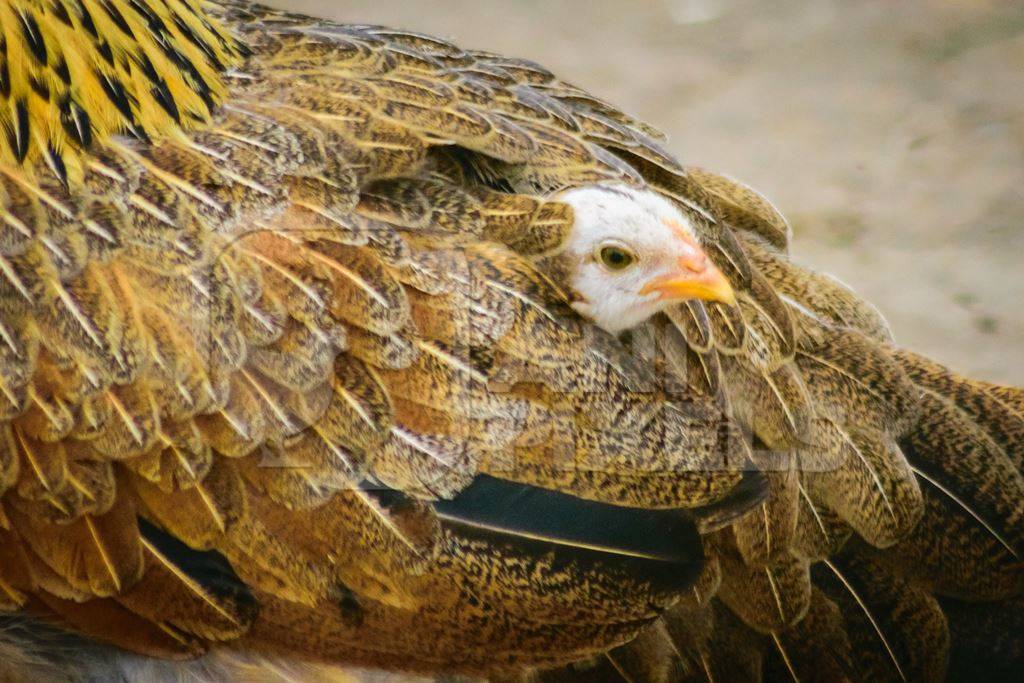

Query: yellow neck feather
(0, 0), (241, 184)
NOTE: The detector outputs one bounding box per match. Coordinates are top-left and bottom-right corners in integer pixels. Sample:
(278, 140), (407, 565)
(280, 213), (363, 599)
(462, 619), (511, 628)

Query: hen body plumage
(0, 1), (1020, 681)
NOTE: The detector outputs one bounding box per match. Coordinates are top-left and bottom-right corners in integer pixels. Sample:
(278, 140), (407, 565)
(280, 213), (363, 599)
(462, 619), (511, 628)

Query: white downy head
(556, 184), (735, 333)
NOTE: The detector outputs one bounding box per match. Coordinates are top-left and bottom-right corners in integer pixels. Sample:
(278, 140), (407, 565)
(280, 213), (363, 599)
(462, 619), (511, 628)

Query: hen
(0, 1), (1020, 681)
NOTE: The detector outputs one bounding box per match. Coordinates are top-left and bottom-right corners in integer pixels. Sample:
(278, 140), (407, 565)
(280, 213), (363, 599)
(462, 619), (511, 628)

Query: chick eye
(598, 245), (635, 271)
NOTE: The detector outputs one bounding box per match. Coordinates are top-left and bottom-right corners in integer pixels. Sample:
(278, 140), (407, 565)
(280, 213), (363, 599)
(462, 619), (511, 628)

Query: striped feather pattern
(0, 1), (1019, 680)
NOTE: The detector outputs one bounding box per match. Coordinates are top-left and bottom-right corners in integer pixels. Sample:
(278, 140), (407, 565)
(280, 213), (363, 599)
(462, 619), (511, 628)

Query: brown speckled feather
(0, 1), (1020, 681)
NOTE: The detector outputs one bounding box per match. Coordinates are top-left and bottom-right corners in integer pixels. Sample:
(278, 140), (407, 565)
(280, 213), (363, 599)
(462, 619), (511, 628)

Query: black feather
(53, 57), (71, 85)
(137, 518), (258, 620)
(99, 0), (134, 38)
(75, 0), (98, 38)
(96, 39), (114, 65)
(127, 0), (176, 54)
(135, 52), (180, 122)
(59, 97), (93, 148)
(691, 469), (770, 533)
(18, 11), (47, 65)
(45, 146), (68, 187)
(29, 75), (50, 101)
(50, 0), (74, 27)
(10, 100), (29, 162)
(433, 474), (705, 591)
(97, 71), (136, 122)
(0, 59), (9, 98)
(172, 14), (225, 70)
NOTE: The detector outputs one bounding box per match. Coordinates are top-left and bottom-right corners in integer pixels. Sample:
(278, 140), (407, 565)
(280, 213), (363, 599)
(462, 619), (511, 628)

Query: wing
(0, 0), (755, 675)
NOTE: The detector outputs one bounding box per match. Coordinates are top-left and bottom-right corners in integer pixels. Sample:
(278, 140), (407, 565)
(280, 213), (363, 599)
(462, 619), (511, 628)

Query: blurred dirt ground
(274, 0), (1024, 384)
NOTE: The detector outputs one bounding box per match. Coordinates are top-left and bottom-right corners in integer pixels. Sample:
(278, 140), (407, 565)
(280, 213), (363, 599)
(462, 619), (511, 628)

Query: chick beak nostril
(678, 253), (707, 275)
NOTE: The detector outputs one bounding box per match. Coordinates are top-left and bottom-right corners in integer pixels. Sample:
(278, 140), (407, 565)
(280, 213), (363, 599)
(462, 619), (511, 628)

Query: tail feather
(893, 349), (1024, 471)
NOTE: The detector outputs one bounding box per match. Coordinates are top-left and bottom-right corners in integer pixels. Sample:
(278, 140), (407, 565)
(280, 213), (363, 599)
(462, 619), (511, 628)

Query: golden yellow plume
(0, 0), (242, 183)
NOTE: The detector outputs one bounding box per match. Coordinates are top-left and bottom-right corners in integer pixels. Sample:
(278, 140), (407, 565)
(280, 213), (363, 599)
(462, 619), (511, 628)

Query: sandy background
(271, 0), (1024, 385)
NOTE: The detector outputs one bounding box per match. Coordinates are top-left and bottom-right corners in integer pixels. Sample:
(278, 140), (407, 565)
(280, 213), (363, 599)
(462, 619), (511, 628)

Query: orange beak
(638, 220), (737, 306)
